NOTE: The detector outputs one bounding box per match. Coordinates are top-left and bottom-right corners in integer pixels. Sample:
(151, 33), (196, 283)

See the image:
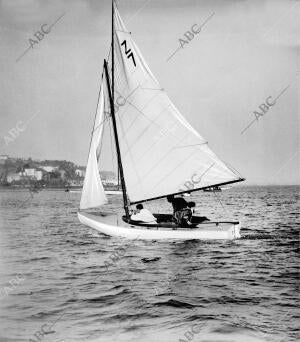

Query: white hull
(78, 212), (241, 240)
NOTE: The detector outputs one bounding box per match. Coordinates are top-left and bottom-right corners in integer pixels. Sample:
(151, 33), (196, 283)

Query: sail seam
(173, 142), (208, 149)
(119, 91), (161, 143)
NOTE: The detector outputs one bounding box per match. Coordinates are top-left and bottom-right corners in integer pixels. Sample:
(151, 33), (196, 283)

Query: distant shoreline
(0, 184), (298, 192)
(0, 186), (79, 191)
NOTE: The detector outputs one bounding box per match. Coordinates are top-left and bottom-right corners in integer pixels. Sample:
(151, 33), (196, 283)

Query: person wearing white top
(130, 204), (157, 224)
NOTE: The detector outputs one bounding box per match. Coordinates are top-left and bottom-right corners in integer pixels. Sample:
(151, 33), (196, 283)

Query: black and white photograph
(0, 0), (299, 341)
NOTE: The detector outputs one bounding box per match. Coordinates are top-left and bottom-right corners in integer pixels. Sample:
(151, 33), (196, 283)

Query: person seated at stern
(167, 195), (189, 225)
(167, 195), (196, 227)
(130, 204), (157, 225)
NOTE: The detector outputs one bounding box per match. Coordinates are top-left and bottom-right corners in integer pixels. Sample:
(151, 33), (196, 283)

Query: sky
(0, 0), (299, 185)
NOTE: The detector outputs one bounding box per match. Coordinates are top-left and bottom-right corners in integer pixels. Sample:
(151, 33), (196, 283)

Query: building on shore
(40, 166), (58, 173)
(7, 172), (21, 183)
(0, 155), (8, 165)
(102, 178), (119, 186)
(19, 168), (43, 181)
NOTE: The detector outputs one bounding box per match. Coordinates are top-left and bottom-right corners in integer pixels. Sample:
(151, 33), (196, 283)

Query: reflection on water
(0, 186), (299, 341)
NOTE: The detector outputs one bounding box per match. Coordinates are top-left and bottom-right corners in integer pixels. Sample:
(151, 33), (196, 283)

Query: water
(0, 186), (299, 342)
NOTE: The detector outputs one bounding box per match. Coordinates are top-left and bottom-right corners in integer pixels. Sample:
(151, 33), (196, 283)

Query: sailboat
(78, 1), (245, 240)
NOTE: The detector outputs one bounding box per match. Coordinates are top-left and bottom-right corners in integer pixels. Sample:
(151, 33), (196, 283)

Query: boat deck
(123, 213), (209, 229)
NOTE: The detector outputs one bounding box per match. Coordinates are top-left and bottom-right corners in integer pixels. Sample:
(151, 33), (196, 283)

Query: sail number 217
(121, 40), (136, 67)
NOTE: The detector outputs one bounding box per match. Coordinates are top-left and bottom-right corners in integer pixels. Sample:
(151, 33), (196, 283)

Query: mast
(112, 1), (120, 189)
(112, 0), (114, 109)
(104, 59), (130, 217)
(117, 167), (120, 187)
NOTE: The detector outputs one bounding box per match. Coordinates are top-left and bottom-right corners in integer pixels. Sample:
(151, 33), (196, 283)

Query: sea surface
(0, 186), (299, 342)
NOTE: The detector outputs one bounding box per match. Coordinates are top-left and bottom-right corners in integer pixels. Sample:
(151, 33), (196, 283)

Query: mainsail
(107, 4), (243, 204)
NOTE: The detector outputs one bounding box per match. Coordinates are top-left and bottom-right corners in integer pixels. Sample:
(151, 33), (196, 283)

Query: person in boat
(185, 201), (196, 225)
(177, 201), (195, 226)
(167, 195), (192, 226)
(130, 204), (157, 225)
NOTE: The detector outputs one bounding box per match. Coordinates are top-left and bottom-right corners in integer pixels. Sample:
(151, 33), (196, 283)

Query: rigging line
(91, 112), (111, 135)
(125, 0), (152, 25)
(114, 0), (119, 10)
(269, 149), (300, 179)
(212, 191), (231, 218)
(222, 159), (244, 178)
(107, 45), (112, 63)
